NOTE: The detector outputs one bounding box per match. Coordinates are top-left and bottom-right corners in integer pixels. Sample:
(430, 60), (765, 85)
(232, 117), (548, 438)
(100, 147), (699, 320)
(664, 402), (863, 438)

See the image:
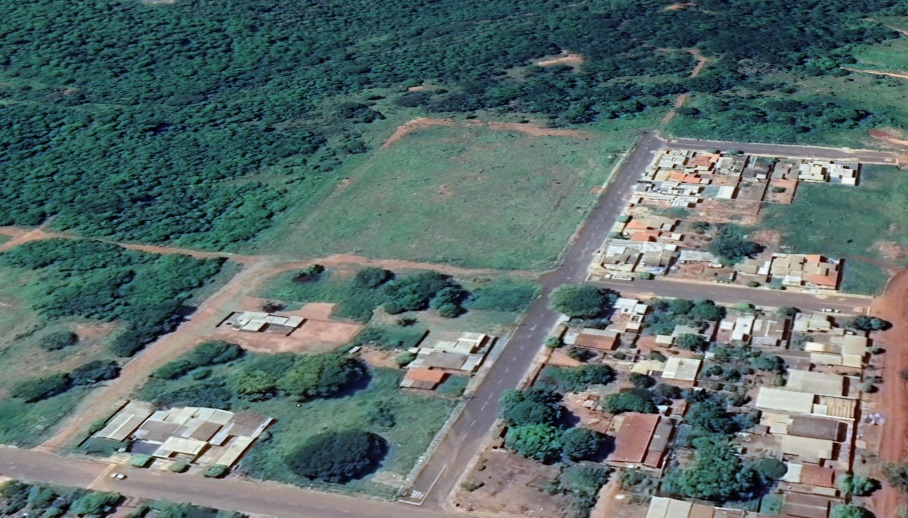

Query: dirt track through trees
(662, 48), (709, 125)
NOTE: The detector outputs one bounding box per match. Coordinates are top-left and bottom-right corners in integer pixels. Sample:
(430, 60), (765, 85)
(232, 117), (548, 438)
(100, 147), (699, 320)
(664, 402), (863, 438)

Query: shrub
(354, 267), (393, 289)
(499, 387), (565, 427)
(548, 285), (617, 318)
(154, 341), (243, 380)
(40, 330), (79, 351)
(279, 354), (367, 401)
(467, 278), (538, 312)
(70, 359), (121, 385)
(394, 352), (417, 367)
(567, 346), (594, 362)
(286, 430), (387, 483)
(539, 364), (616, 393)
(831, 505), (872, 518)
(261, 301), (285, 312)
(838, 474), (878, 496)
(153, 359), (195, 380)
(604, 390), (657, 415)
(505, 424), (563, 463)
(561, 427), (605, 461)
(231, 370), (278, 401)
(383, 272), (466, 314)
(130, 455), (153, 468)
(150, 379), (234, 409)
(753, 458), (788, 481)
(847, 316), (891, 332)
(662, 437), (759, 502)
(203, 465), (230, 478)
(11, 373), (71, 402)
(629, 373), (656, 388)
(70, 492), (121, 516)
(168, 459), (190, 473)
(709, 224), (761, 265)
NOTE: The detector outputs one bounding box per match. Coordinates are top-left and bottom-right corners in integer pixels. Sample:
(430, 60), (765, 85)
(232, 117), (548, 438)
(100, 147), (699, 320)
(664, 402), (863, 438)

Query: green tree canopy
(505, 424), (563, 463)
(604, 389), (658, 415)
(279, 354), (367, 401)
(663, 437), (759, 502)
(561, 427), (606, 461)
(499, 387), (566, 427)
(286, 430), (387, 483)
(548, 285), (617, 318)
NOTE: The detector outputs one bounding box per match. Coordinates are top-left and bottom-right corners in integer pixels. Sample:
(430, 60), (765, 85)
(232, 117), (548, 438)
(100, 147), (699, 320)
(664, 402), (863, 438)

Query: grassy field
(136, 363), (455, 498)
(760, 165), (908, 295)
(253, 122), (626, 270)
(0, 267), (120, 445)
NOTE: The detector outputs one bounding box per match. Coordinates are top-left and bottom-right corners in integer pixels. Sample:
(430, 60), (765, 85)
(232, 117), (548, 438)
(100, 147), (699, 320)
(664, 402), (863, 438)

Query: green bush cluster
(153, 341), (244, 380)
(286, 430), (388, 483)
(0, 240), (224, 357)
(11, 360), (120, 402)
(644, 298), (725, 336)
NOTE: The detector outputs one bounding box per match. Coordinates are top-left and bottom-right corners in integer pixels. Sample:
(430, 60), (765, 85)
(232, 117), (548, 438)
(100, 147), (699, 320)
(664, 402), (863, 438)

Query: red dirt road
(870, 269), (908, 517)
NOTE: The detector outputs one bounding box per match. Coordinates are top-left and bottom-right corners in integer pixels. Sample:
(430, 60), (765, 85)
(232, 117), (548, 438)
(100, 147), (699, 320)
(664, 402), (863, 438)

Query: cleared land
(0, 267), (120, 445)
(257, 124), (617, 270)
(760, 165), (908, 294)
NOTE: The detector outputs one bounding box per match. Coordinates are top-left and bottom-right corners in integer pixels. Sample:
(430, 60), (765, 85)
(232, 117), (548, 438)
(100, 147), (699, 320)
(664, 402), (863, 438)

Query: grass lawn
(254, 122), (621, 270)
(0, 267), (120, 445)
(136, 362), (456, 499)
(759, 165), (908, 295)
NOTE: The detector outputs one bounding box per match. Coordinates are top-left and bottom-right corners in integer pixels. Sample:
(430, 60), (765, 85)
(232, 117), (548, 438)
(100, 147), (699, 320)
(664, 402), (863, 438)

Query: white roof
(646, 497), (692, 518)
(785, 370), (844, 397)
(756, 388), (814, 414)
(661, 358), (702, 381)
(781, 435), (834, 463)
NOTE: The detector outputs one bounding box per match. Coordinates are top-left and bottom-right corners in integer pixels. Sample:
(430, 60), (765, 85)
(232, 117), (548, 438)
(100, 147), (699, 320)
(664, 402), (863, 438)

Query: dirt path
(381, 117), (593, 148)
(844, 67), (908, 80)
(36, 258), (276, 451)
(0, 227), (71, 253)
(662, 49), (709, 125)
(869, 269), (908, 518)
(381, 118), (457, 148)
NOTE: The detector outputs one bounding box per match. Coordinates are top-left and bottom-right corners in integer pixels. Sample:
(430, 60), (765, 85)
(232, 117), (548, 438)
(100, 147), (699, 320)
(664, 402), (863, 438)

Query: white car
(110, 473), (127, 480)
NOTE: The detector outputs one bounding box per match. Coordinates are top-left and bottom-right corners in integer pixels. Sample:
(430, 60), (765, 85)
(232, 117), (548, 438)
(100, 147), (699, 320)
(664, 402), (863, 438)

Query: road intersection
(0, 133), (894, 517)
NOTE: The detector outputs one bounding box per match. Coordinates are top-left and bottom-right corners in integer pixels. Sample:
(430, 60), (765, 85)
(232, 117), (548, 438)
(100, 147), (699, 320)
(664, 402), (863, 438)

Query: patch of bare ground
(877, 240), (907, 261)
(869, 269), (908, 518)
(453, 450), (575, 517)
(381, 117), (457, 148)
(536, 51), (584, 67)
(663, 2), (696, 11)
(433, 184), (455, 202)
(870, 128), (908, 150)
(358, 346), (400, 369)
(750, 229), (781, 250)
(0, 227), (71, 253)
(662, 48), (709, 124)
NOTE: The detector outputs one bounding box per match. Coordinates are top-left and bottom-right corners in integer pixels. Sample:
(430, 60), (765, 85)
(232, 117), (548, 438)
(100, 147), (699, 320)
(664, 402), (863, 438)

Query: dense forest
(0, 0), (904, 248)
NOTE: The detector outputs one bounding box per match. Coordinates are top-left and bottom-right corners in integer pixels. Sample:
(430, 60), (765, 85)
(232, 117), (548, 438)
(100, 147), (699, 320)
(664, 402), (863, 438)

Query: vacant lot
(760, 165), (908, 294)
(0, 267), (120, 445)
(259, 124), (617, 270)
(136, 363), (455, 498)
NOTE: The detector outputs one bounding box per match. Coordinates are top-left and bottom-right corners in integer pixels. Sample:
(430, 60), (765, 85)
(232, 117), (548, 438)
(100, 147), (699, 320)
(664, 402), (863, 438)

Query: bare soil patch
(663, 2), (696, 11)
(536, 52), (584, 67)
(870, 129), (908, 150)
(844, 67), (908, 80)
(877, 241), (907, 261)
(750, 229), (781, 250)
(433, 184), (455, 203)
(358, 346), (400, 369)
(381, 118), (456, 148)
(0, 227), (70, 253)
(454, 450), (575, 517)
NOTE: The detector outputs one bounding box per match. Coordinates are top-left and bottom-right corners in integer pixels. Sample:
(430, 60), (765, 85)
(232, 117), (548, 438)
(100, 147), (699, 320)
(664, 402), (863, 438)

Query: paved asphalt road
(0, 133), (883, 517)
(664, 136), (898, 164)
(404, 132), (669, 506)
(590, 278), (871, 314)
(0, 449), (452, 518)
